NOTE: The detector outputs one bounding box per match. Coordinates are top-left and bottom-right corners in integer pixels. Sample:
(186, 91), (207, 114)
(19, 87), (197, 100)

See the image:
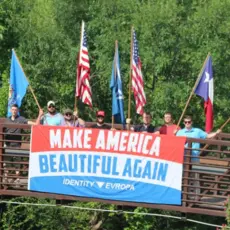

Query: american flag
(76, 21), (92, 107)
(131, 29), (146, 115)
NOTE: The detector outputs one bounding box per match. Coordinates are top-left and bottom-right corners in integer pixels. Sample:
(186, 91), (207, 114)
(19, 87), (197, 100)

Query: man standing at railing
(63, 108), (85, 127)
(176, 115), (222, 199)
(176, 115), (221, 162)
(35, 101), (65, 126)
(5, 104), (28, 148)
(159, 112), (181, 135)
(133, 112), (158, 133)
(4, 104), (28, 185)
(91, 111), (111, 130)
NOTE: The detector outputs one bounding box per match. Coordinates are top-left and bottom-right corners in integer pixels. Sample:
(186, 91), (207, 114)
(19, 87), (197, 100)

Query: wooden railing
(0, 120), (229, 217)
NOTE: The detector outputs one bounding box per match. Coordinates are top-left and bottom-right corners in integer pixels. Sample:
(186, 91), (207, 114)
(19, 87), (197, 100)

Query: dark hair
(143, 112), (152, 118)
(164, 112), (173, 118)
(11, 104), (19, 108)
(184, 115), (192, 121)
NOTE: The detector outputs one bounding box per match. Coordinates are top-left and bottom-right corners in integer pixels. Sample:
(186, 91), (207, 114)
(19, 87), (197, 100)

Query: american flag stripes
(131, 28), (146, 115)
(76, 21), (92, 107)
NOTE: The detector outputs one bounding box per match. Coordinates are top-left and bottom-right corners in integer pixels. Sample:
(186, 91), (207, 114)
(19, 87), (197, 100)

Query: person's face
(184, 119), (192, 129)
(48, 104), (56, 114)
(164, 114), (172, 124)
(97, 116), (104, 124)
(64, 112), (72, 121)
(11, 106), (18, 117)
(143, 113), (152, 125)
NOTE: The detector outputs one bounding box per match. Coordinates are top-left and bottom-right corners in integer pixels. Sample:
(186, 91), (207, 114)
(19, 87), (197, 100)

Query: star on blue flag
(110, 43), (125, 127)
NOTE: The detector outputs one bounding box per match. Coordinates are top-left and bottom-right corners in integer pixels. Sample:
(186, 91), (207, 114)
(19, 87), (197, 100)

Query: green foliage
(0, 71), (9, 116)
(1, 0), (230, 130)
(0, 197), (126, 230)
(225, 197), (230, 229)
(1, 198), (226, 230)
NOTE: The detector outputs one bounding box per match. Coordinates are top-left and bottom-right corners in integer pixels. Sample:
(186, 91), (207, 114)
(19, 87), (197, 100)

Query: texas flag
(194, 55), (213, 132)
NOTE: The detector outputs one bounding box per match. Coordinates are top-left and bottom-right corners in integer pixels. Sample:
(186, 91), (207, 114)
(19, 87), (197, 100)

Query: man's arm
(154, 126), (160, 134)
(35, 109), (44, 125)
(22, 117), (28, 124)
(78, 118), (85, 127)
(207, 129), (222, 139)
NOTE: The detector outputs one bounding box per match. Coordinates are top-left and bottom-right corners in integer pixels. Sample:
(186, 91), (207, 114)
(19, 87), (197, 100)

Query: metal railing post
(182, 140), (192, 207)
(0, 124), (3, 190)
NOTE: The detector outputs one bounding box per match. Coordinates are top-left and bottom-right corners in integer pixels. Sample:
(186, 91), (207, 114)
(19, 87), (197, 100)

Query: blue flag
(110, 43), (125, 126)
(7, 50), (29, 117)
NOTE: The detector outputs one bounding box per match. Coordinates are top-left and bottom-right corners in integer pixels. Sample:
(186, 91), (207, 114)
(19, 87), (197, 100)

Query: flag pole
(12, 49), (41, 110)
(112, 40), (118, 129)
(74, 21), (84, 125)
(200, 117), (230, 155)
(127, 26), (133, 130)
(74, 21), (84, 113)
(176, 53), (210, 127)
(74, 53), (78, 112)
(220, 117), (230, 130)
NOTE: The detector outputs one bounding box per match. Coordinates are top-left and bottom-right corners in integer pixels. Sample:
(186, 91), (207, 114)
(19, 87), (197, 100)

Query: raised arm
(35, 109), (44, 125)
(207, 129), (222, 139)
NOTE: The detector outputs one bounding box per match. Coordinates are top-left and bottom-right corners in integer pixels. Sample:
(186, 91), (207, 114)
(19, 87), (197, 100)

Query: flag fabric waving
(75, 21), (92, 107)
(7, 50), (29, 117)
(110, 42), (125, 126)
(131, 28), (146, 115)
(194, 55), (213, 132)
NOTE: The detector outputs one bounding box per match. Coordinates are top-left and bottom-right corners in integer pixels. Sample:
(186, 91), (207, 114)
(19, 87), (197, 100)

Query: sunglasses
(48, 105), (55, 108)
(97, 116), (104, 118)
(65, 113), (72, 116)
(184, 121), (192, 124)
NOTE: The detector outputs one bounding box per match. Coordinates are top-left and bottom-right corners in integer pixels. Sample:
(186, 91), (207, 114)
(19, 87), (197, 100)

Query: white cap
(47, 101), (55, 107)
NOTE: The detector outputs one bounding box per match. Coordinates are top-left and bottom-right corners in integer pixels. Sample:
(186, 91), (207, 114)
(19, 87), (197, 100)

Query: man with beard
(91, 110), (111, 129)
(63, 108), (85, 127)
(35, 101), (65, 126)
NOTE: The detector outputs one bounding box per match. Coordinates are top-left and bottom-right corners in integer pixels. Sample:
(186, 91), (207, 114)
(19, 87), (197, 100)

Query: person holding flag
(110, 41), (125, 129)
(176, 115), (221, 162)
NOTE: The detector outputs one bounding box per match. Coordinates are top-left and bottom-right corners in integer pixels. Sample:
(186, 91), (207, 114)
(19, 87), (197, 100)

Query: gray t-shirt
(5, 116), (28, 147)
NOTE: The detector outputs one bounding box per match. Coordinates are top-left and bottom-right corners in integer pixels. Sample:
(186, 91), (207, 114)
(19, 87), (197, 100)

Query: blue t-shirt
(176, 127), (207, 161)
(41, 113), (65, 126)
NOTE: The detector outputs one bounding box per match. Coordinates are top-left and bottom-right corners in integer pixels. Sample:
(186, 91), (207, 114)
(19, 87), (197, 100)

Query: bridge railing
(0, 121), (229, 217)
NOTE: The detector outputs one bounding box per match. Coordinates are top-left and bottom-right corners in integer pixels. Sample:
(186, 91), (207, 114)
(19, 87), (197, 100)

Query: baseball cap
(63, 108), (73, 114)
(96, 110), (105, 117)
(47, 101), (55, 107)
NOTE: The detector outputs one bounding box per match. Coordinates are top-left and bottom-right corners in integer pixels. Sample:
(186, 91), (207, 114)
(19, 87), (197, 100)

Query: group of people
(6, 100), (221, 162)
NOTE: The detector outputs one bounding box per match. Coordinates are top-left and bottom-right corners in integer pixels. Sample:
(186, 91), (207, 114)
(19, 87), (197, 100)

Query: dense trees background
(0, 0), (230, 229)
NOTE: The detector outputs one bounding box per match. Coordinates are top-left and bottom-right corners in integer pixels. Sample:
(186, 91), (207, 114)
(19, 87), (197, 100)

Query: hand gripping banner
(28, 126), (186, 205)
